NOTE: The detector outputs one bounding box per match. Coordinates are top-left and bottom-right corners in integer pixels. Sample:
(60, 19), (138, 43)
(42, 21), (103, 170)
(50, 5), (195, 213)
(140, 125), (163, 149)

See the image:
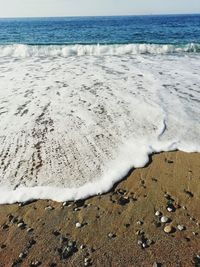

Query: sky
(0, 0), (200, 18)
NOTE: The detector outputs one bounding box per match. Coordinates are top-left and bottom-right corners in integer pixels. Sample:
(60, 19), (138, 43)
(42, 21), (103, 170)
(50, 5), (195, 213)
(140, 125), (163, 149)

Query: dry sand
(0, 151), (200, 267)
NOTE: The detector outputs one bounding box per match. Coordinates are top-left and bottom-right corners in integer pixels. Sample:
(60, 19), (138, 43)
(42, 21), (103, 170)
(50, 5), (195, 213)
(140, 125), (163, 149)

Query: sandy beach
(0, 151), (199, 267)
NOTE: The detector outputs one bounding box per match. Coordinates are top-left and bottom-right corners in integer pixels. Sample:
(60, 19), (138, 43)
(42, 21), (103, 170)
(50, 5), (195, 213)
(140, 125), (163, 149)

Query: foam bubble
(0, 52), (199, 204)
(0, 43), (200, 58)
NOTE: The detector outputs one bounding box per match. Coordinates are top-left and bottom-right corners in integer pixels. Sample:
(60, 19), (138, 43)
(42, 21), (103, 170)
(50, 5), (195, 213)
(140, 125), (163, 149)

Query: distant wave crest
(0, 43), (200, 58)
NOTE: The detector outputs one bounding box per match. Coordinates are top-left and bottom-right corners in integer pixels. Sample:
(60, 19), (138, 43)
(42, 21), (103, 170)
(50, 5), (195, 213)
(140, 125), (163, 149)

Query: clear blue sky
(0, 0), (200, 18)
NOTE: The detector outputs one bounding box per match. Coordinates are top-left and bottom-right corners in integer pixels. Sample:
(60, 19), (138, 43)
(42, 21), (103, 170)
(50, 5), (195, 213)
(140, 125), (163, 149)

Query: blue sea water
(0, 14), (200, 45)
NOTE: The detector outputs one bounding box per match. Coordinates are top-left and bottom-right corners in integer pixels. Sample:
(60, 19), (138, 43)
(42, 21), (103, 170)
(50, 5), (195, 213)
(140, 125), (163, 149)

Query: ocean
(0, 15), (199, 203)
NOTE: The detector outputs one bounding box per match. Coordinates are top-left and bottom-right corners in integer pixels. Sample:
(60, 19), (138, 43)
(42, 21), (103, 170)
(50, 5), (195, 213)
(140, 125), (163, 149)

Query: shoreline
(0, 151), (200, 266)
(0, 148), (197, 205)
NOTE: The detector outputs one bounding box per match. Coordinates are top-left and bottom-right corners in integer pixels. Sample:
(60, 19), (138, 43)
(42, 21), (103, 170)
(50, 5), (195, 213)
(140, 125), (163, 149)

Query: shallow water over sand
(0, 53), (199, 203)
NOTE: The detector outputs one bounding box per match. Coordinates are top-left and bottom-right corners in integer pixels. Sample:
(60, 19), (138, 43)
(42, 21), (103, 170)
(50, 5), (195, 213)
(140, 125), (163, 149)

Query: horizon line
(0, 12), (200, 20)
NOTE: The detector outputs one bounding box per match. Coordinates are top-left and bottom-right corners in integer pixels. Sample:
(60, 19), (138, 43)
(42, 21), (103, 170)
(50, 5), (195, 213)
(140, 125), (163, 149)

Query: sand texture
(0, 151), (200, 266)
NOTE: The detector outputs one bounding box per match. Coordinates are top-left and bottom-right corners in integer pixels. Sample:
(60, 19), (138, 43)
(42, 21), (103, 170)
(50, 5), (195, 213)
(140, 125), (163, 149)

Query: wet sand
(0, 151), (200, 267)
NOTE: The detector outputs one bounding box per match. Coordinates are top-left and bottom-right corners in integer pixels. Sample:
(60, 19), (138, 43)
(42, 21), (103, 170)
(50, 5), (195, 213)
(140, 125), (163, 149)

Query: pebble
(17, 222), (25, 228)
(11, 217), (18, 224)
(136, 220), (143, 225)
(52, 230), (60, 236)
(84, 257), (89, 262)
(177, 225), (185, 231)
(164, 193), (170, 199)
(84, 258), (91, 266)
(142, 243), (147, 248)
(153, 262), (160, 267)
(80, 244), (85, 249)
(167, 207), (173, 212)
(167, 203), (176, 212)
(8, 214), (14, 222)
(164, 225), (173, 233)
(62, 201), (68, 206)
(160, 216), (169, 223)
(75, 222), (82, 228)
(45, 205), (54, 211)
(27, 227), (33, 233)
(135, 230), (141, 235)
(74, 208), (79, 212)
(155, 211), (161, 216)
(108, 232), (115, 239)
(30, 260), (40, 267)
(118, 196), (129, 205)
(2, 224), (9, 230)
(19, 252), (26, 258)
(84, 257), (92, 266)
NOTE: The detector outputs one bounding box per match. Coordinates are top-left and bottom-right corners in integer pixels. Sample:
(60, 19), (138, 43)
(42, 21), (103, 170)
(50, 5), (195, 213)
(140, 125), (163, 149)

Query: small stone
(118, 196), (129, 205)
(164, 193), (170, 199)
(164, 225), (173, 233)
(177, 225), (185, 231)
(90, 247), (95, 253)
(135, 230), (141, 235)
(153, 262), (160, 267)
(17, 222), (25, 229)
(84, 258), (89, 262)
(27, 227), (33, 233)
(142, 243), (147, 248)
(45, 205), (54, 211)
(193, 255), (200, 266)
(136, 220), (143, 225)
(167, 207), (173, 212)
(124, 223), (130, 228)
(8, 214), (14, 222)
(68, 241), (74, 247)
(80, 244), (85, 249)
(19, 252), (26, 258)
(2, 224), (9, 230)
(84, 257), (91, 266)
(137, 240), (143, 246)
(160, 216), (169, 223)
(74, 208), (79, 212)
(155, 211), (161, 216)
(108, 232), (115, 239)
(167, 203), (176, 212)
(75, 222), (82, 228)
(11, 217), (18, 224)
(52, 230), (60, 236)
(30, 260), (41, 267)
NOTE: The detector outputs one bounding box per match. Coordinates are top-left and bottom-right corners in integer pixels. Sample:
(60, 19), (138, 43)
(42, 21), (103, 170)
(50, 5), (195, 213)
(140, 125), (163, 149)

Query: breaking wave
(0, 43), (200, 58)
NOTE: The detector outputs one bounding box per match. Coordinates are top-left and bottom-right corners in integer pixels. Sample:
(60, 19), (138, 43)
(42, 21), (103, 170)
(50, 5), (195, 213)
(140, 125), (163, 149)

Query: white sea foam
(0, 43), (200, 58)
(0, 51), (199, 204)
